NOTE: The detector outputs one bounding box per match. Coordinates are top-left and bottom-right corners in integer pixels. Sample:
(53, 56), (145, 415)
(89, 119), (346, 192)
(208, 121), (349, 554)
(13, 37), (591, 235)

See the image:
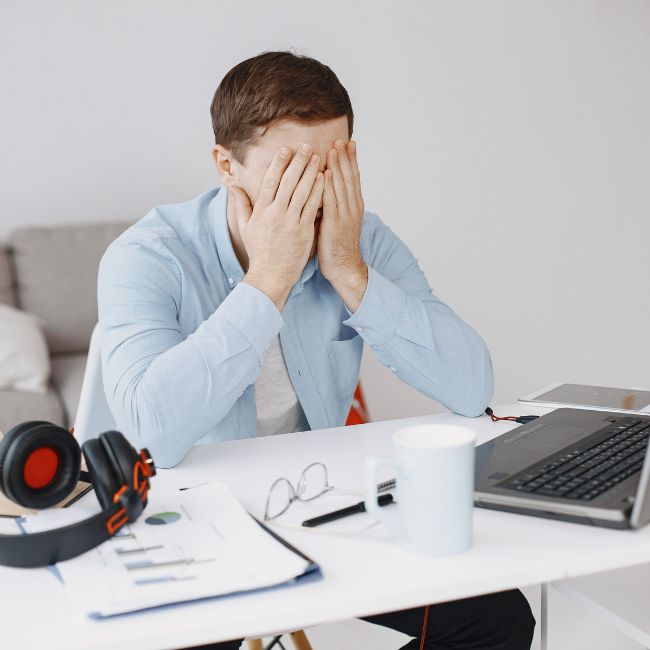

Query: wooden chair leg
(247, 640), (263, 650)
(290, 630), (312, 650)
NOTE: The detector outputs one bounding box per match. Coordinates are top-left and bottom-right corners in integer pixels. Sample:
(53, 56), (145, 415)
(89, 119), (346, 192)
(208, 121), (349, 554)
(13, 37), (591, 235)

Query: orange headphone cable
(419, 605), (430, 650)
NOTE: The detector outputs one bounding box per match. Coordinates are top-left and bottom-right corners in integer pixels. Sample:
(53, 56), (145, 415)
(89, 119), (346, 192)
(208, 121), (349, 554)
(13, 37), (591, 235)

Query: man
(98, 51), (534, 649)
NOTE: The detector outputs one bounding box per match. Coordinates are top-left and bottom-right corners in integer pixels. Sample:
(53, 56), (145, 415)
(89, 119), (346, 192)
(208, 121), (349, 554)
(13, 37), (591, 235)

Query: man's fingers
(322, 169), (337, 218)
(274, 143), (315, 209)
(335, 140), (357, 210)
(229, 185), (252, 228)
(288, 154), (320, 219)
(347, 140), (363, 211)
(257, 147), (292, 207)
(328, 148), (350, 216)
(300, 171), (324, 225)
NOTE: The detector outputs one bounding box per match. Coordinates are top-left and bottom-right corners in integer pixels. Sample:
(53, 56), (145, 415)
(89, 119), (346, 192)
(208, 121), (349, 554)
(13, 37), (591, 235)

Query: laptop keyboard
(501, 418), (650, 501)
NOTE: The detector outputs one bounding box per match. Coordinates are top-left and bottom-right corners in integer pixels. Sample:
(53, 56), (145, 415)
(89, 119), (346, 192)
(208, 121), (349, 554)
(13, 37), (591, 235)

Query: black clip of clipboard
(253, 516), (321, 581)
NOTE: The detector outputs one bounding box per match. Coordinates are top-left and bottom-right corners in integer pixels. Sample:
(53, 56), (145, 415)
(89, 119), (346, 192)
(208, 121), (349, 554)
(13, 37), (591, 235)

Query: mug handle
(365, 457), (401, 538)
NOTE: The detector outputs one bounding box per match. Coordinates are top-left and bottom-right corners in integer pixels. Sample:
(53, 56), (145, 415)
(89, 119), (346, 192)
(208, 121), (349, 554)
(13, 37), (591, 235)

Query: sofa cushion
(0, 246), (15, 306)
(50, 352), (88, 430)
(0, 388), (65, 435)
(0, 304), (51, 394)
(9, 222), (131, 354)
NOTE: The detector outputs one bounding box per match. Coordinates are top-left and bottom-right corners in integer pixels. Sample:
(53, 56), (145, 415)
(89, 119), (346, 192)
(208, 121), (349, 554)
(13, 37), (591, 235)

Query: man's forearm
(341, 266), (494, 417)
(101, 282), (283, 467)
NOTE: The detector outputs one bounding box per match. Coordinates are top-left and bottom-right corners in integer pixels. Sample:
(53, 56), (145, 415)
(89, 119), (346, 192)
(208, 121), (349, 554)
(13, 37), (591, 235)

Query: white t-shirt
(255, 334), (309, 436)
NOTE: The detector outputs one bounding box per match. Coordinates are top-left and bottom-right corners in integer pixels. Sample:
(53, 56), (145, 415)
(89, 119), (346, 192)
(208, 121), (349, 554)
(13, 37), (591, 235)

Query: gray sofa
(0, 222), (130, 434)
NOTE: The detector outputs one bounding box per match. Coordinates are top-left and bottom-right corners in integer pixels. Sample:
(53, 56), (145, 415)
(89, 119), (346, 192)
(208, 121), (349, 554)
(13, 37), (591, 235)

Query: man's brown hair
(211, 51), (354, 164)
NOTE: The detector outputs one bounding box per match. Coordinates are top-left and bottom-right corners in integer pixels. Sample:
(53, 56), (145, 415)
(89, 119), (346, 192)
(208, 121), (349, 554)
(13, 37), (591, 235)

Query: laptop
(474, 408), (650, 529)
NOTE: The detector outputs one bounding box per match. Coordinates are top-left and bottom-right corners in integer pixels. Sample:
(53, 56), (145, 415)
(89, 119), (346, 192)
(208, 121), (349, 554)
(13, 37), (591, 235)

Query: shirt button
(390, 366), (397, 373)
(228, 277), (234, 286)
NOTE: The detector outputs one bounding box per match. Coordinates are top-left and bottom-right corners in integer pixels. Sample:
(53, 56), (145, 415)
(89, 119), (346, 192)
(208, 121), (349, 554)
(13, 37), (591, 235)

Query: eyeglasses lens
(297, 463), (329, 501)
(266, 478), (294, 520)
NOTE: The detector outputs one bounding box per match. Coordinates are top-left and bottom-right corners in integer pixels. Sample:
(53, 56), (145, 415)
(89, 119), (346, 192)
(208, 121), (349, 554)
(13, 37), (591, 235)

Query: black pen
(301, 494), (394, 528)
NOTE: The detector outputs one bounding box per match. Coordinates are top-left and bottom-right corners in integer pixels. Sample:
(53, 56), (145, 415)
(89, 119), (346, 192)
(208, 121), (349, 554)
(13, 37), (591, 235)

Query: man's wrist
(242, 271), (292, 312)
(327, 262), (368, 313)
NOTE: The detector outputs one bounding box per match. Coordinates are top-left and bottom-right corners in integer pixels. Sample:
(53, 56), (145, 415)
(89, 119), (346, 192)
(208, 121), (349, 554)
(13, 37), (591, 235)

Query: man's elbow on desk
(119, 419), (188, 469)
(449, 394), (491, 419)
(429, 357), (494, 419)
(448, 371), (494, 419)
(140, 436), (188, 469)
(116, 418), (188, 469)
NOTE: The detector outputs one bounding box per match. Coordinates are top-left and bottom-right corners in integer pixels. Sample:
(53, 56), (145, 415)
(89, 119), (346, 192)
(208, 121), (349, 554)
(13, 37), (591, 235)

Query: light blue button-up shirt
(98, 186), (494, 467)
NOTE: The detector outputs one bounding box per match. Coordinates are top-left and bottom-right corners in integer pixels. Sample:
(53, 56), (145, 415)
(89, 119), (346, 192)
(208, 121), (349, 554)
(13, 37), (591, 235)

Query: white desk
(3, 405), (650, 650)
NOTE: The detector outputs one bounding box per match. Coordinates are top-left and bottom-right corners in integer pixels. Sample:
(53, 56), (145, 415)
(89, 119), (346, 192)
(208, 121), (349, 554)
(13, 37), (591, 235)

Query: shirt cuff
(342, 266), (407, 346)
(214, 281), (284, 362)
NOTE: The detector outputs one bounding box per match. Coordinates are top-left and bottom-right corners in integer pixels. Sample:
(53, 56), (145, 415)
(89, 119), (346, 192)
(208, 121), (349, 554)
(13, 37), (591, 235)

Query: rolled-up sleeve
(343, 214), (494, 417)
(98, 240), (282, 467)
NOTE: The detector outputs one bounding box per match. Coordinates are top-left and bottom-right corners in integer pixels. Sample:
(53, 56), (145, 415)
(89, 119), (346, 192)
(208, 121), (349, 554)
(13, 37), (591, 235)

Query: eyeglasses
(264, 462), (334, 521)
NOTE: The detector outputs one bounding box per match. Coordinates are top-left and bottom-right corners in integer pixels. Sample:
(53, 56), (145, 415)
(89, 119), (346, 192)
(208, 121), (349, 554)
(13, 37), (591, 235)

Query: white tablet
(519, 382), (650, 415)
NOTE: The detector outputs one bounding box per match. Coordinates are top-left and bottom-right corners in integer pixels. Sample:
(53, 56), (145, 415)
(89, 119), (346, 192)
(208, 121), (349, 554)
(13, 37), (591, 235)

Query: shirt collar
(211, 186), (319, 297)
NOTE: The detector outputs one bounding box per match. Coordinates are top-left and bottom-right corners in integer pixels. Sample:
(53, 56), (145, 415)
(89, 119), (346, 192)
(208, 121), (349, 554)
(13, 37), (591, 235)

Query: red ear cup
(0, 422), (50, 486)
(0, 421), (81, 509)
(82, 438), (121, 510)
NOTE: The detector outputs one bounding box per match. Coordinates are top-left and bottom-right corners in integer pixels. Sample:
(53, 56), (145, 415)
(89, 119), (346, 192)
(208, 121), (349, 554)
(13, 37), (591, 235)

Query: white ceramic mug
(365, 424), (476, 556)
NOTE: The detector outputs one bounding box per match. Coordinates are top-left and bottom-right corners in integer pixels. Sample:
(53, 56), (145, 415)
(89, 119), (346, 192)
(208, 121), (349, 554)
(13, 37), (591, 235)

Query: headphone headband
(0, 504), (121, 568)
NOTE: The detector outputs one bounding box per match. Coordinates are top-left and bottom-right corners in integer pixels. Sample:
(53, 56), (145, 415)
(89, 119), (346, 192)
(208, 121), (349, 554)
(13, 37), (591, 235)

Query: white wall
(2, 0), (649, 421)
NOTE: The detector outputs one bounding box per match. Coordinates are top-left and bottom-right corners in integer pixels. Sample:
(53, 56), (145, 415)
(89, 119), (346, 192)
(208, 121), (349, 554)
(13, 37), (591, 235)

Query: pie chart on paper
(145, 511), (182, 526)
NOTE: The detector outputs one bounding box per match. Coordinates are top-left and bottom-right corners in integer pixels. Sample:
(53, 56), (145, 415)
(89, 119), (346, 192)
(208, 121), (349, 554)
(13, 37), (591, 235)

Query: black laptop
(474, 408), (650, 529)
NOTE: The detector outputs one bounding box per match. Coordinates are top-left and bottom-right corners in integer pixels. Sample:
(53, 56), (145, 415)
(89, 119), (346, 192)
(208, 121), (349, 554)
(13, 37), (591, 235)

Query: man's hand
(230, 143), (324, 312)
(318, 139), (368, 313)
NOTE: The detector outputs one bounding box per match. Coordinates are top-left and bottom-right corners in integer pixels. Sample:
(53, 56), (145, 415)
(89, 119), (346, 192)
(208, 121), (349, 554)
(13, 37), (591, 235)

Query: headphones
(0, 421), (155, 568)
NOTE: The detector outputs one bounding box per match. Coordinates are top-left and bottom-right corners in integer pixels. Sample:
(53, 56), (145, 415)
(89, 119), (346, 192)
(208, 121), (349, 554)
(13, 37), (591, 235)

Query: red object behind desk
(346, 384), (370, 426)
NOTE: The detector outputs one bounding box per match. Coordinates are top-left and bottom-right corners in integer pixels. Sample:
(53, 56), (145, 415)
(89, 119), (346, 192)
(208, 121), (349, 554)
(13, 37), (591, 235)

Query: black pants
(183, 588), (535, 650)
